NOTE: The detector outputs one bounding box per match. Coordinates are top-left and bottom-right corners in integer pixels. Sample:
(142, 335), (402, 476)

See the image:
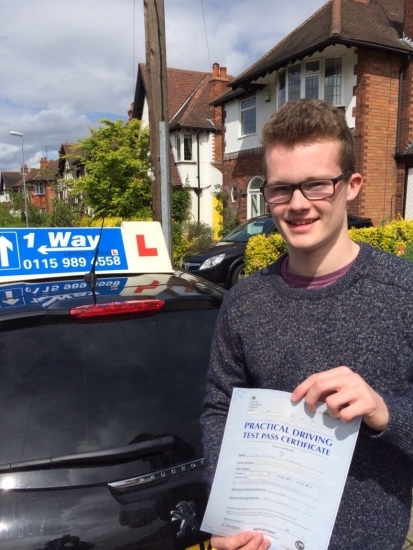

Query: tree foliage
(171, 185), (191, 223)
(71, 118), (152, 219)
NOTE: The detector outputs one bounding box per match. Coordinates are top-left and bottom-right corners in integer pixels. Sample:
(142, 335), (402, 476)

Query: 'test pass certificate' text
(201, 388), (360, 550)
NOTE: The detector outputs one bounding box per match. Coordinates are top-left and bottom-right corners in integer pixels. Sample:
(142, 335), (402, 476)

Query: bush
(245, 233), (287, 275)
(172, 221), (190, 267)
(404, 242), (413, 262)
(245, 218), (413, 275)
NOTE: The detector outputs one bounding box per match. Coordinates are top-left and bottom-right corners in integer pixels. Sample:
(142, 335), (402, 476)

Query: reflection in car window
(0, 308), (219, 464)
(222, 217), (274, 242)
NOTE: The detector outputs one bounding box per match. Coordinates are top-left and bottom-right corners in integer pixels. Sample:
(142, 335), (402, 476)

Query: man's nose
(289, 187), (309, 208)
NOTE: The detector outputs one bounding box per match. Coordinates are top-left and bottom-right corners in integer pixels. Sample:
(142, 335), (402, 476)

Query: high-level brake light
(70, 299), (165, 318)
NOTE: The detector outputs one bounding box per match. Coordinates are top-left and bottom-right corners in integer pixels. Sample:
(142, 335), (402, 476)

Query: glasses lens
(263, 185), (291, 204)
(302, 180), (334, 200)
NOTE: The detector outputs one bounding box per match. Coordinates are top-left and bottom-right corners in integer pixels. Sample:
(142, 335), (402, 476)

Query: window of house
(247, 176), (265, 219)
(324, 58), (342, 105)
(278, 70), (286, 108)
(176, 133), (193, 161)
(240, 97), (256, 135)
(277, 58), (342, 106)
(304, 60), (320, 99)
(183, 134), (192, 160)
(33, 182), (45, 195)
(288, 64), (301, 101)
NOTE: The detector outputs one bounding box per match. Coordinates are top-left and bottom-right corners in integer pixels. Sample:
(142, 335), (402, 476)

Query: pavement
(403, 513), (413, 549)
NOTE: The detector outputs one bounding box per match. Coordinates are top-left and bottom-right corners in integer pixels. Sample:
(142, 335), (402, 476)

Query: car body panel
(0, 271), (223, 550)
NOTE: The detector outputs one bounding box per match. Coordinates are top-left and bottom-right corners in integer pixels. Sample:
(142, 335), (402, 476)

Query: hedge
(245, 219), (413, 275)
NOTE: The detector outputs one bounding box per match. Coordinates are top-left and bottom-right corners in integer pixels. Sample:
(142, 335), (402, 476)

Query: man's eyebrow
(266, 176), (332, 185)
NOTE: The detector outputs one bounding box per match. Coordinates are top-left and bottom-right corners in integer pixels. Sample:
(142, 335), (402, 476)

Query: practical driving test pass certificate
(201, 388), (360, 550)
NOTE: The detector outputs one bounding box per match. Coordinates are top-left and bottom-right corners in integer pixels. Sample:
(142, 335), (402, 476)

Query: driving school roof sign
(0, 221), (173, 283)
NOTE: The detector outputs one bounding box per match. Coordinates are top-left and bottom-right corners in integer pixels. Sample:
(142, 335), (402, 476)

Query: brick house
(131, 63), (229, 236)
(212, 0), (413, 225)
(10, 158), (59, 213)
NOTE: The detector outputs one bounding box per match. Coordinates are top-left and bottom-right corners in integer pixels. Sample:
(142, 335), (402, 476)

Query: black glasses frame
(260, 170), (352, 204)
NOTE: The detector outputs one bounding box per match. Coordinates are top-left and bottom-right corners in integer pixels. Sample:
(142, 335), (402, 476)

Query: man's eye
(306, 180), (330, 190)
(270, 186), (290, 195)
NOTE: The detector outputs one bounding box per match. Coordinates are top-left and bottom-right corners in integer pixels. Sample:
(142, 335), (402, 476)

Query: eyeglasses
(260, 170), (352, 205)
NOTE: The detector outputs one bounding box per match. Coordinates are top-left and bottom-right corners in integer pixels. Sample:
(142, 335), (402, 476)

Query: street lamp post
(10, 131), (29, 227)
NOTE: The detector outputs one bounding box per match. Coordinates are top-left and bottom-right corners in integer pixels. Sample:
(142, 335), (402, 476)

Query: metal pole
(10, 131), (29, 227)
(159, 121), (172, 257)
(21, 137), (28, 228)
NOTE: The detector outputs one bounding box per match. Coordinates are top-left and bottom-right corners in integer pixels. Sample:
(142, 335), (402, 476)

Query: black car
(183, 213), (373, 288)
(0, 223), (223, 550)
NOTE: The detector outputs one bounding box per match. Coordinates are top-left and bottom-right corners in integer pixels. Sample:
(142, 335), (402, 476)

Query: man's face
(265, 139), (361, 256)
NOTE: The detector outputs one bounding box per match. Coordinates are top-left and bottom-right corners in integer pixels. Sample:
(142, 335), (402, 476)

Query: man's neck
(286, 238), (360, 277)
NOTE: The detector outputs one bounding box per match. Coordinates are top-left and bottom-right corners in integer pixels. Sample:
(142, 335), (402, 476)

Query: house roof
(133, 63), (232, 130)
(0, 171), (22, 191)
(229, 0), (410, 90)
(13, 160), (59, 188)
(169, 73), (215, 131)
(58, 142), (83, 173)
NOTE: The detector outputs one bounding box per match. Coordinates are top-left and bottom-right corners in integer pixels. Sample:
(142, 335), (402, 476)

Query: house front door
(405, 168), (413, 220)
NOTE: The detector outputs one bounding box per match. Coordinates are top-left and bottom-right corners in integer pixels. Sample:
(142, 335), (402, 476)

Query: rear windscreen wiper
(0, 435), (175, 473)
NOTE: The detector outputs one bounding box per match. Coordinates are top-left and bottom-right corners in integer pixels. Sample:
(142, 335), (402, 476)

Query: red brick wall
(353, 49), (401, 224)
(223, 150), (265, 222)
(209, 64), (229, 165)
(30, 184), (56, 212)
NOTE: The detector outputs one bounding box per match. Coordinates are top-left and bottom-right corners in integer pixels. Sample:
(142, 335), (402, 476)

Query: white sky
(1, 0), (326, 172)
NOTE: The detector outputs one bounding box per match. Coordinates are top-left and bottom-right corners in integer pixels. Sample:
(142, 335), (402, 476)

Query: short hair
(261, 99), (355, 174)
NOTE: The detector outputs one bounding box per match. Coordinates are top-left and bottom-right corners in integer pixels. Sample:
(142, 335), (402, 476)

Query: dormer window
(176, 133), (193, 161)
(276, 58), (342, 107)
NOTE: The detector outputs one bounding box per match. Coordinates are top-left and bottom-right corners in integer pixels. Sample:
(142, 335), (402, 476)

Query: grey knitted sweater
(201, 243), (413, 550)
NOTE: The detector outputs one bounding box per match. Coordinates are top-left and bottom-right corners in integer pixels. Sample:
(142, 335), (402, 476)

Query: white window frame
(176, 132), (193, 162)
(33, 182), (45, 195)
(240, 97), (256, 136)
(247, 176), (265, 219)
(304, 59), (321, 100)
(276, 57), (342, 108)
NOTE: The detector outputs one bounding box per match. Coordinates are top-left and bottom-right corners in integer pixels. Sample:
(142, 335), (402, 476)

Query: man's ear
(346, 173), (363, 202)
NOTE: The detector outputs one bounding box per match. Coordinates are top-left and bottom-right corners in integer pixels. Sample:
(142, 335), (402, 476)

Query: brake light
(70, 299), (165, 318)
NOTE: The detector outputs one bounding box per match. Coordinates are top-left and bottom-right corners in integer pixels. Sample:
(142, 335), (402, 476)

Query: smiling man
(201, 99), (413, 550)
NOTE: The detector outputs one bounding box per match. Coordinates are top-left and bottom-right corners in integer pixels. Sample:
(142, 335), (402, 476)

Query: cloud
(0, 0), (326, 171)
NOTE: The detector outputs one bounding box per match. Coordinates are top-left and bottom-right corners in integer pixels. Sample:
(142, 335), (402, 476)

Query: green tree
(71, 118), (152, 219)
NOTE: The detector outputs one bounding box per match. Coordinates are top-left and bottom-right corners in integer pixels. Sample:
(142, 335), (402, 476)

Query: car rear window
(0, 306), (219, 465)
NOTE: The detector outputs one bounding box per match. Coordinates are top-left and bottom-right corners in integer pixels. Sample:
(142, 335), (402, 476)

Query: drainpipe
(196, 130), (201, 222)
(396, 54), (411, 156)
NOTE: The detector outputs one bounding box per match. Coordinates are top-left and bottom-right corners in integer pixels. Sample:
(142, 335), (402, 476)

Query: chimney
(128, 102), (134, 120)
(404, 0), (413, 43)
(209, 63), (230, 164)
(40, 157), (48, 168)
(209, 61), (230, 117)
(22, 164), (29, 175)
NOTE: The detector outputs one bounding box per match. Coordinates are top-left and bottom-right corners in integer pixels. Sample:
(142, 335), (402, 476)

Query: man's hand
(211, 532), (271, 550)
(291, 366), (389, 432)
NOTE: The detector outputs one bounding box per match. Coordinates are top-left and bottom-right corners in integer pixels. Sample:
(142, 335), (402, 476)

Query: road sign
(0, 222), (173, 283)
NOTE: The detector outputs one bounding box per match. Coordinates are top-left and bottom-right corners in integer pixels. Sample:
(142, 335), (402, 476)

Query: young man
(201, 99), (413, 550)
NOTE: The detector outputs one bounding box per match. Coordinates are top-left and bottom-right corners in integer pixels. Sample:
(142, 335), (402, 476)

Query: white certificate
(201, 388), (360, 550)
